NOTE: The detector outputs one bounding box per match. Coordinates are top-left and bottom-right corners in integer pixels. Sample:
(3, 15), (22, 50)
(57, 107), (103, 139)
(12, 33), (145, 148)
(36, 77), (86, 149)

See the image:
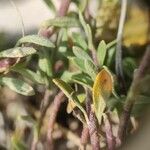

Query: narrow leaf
(38, 50), (52, 77)
(41, 17), (80, 28)
(97, 40), (107, 66)
(0, 77), (35, 96)
(68, 57), (86, 71)
(84, 60), (97, 80)
(12, 66), (45, 84)
(16, 35), (55, 48)
(72, 33), (88, 50)
(53, 79), (88, 122)
(0, 47), (36, 58)
(73, 46), (92, 61)
(72, 73), (93, 89)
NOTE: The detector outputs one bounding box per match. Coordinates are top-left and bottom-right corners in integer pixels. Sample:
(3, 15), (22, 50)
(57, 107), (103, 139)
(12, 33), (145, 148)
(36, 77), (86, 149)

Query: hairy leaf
(72, 73), (93, 89)
(0, 77), (35, 96)
(73, 46), (92, 61)
(0, 47), (36, 58)
(72, 33), (88, 50)
(16, 35), (55, 48)
(97, 40), (107, 66)
(38, 50), (52, 77)
(41, 17), (80, 28)
(84, 60), (97, 80)
(12, 66), (46, 84)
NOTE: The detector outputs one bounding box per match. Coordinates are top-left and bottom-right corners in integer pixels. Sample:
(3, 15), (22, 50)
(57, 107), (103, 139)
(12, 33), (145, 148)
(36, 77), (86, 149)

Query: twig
(47, 91), (65, 146)
(103, 114), (116, 150)
(115, 0), (127, 94)
(86, 89), (100, 150)
(117, 47), (150, 146)
(80, 126), (89, 149)
(57, 0), (71, 17)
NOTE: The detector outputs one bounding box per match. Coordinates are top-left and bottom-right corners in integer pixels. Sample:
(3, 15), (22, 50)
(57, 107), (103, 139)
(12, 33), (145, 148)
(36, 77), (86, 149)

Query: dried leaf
(93, 67), (113, 124)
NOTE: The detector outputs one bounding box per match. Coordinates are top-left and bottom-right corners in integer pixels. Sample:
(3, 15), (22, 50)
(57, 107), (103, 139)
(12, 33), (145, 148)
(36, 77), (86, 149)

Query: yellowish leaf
(93, 67), (113, 124)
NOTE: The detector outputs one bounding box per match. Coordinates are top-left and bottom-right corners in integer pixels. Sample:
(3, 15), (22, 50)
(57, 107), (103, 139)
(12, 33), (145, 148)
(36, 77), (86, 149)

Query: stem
(47, 91), (65, 146)
(104, 114), (116, 150)
(86, 89), (100, 150)
(116, 0), (127, 94)
(117, 47), (150, 145)
(57, 0), (71, 17)
(81, 126), (89, 149)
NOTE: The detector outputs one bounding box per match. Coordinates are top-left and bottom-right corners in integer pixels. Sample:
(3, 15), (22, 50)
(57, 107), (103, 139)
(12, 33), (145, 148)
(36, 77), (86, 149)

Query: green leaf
(106, 39), (117, 49)
(58, 28), (68, 54)
(43, 0), (56, 12)
(20, 115), (35, 124)
(0, 77), (35, 96)
(72, 73), (93, 89)
(68, 57), (86, 71)
(73, 46), (92, 61)
(0, 47), (37, 58)
(61, 71), (80, 83)
(38, 50), (53, 77)
(79, 11), (88, 36)
(11, 135), (27, 150)
(12, 66), (46, 84)
(97, 40), (107, 66)
(16, 35), (55, 48)
(86, 24), (94, 50)
(72, 0), (87, 12)
(123, 57), (137, 78)
(72, 32), (88, 50)
(106, 46), (116, 67)
(53, 79), (89, 123)
(41, 17), (80, 28)
(79, 11), (94, 50)
(84, 60), (97, 80)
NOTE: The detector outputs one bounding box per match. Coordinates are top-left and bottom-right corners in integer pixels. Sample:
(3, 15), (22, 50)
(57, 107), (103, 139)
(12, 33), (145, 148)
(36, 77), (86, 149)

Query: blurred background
(0, 0), (150, 150)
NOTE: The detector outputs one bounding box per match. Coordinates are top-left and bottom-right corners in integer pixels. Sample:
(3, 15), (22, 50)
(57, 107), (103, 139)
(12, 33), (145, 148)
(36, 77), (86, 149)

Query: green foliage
(41, 17), (80, 28)
(97, 40), (107, 66)
(16, 35), (55, 48)
(0, 77), (35, 96)
(0, 47), (36, 58)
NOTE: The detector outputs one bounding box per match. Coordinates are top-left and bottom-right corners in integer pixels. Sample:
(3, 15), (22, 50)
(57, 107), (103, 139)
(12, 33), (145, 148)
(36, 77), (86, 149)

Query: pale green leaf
(97, 40), (107, 66)
(0, 77), (35, 96)
(72, 32), (88, 50)
(0, 47), (37, 58)
(72, 73), (93, 89)
(38, 50), (52, 77)
(41, 17), (80, 28)
(68, 57), (86, 71)
(84, 60), (97, 80)
(12, 66), (46, 84)
(73, 46), (92, 61)
(16, 35), (55, 48)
